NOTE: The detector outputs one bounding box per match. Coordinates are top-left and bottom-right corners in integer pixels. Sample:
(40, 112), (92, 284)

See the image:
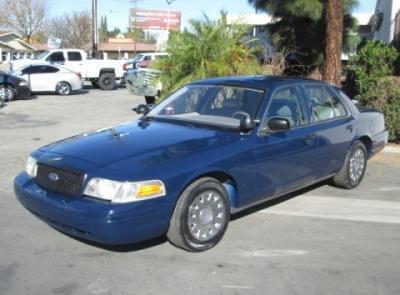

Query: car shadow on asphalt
(66, 233), (167, 253)
(231, 180), (330, 221)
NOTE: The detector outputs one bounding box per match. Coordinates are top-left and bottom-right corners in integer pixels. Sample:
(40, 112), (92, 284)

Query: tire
(56, 81), (71, 95)
(333, 140), (367, 189)
(167, 177), (230, 252)
(98, 73), (116, 90)
(0, 84), (16, 102)
(145, 96), (156, 105)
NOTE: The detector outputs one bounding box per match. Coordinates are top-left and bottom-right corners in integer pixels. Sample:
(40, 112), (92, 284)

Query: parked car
(10, 49), (125, 90)
(0, 70), (30, 103)
(123, 52), (168, 71)
(14, 76), (388, 252)
(126, 68), (161, 104)
(12, 64), (83, 95)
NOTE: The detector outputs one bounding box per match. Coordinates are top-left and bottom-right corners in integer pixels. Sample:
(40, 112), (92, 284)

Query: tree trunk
(323, 0), (343, 86)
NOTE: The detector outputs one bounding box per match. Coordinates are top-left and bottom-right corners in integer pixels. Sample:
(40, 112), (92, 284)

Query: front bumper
(14, 172), (170, 245)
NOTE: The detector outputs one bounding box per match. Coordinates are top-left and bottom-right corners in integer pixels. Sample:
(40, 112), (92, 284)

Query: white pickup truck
(10, 49), (125, 90)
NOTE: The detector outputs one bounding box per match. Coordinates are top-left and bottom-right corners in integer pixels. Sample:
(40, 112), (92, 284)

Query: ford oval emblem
(48, 172), (59, 182)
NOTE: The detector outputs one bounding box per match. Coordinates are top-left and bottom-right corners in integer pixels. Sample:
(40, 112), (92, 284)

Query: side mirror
(240, 116), (256, 131)
(132, 104), (150, 115)
(267, 117), (290, 132)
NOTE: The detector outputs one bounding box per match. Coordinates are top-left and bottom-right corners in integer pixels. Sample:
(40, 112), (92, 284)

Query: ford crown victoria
(14, 76), (388, 252)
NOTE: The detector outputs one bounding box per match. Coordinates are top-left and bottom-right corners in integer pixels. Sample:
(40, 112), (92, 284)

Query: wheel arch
(99, 68), (115, 75)
(179, 170), (239, 209)
(357, 135), (372, 157)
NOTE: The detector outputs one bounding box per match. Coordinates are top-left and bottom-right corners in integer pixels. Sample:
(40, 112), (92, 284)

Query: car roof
(189, 75), (332, 90)
(17, 63), (73, 72)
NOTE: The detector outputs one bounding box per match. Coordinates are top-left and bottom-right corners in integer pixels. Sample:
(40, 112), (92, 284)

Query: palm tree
(155, 14), (262, 96)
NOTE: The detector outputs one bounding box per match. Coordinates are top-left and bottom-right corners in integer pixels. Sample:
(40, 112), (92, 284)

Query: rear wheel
(56, 81), (71, 95)
(98, 73), (116, 90)
(333, 140), (367, 189)
(167, 177), (230, 252)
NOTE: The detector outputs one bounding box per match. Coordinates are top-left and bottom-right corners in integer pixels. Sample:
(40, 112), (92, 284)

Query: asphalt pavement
(0, 88), (399, 295)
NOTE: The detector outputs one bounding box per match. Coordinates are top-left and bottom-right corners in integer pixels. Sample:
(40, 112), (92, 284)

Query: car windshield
(148, 85), (266, 129)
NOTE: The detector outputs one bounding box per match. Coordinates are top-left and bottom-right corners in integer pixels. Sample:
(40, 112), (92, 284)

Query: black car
(0, 71), (30, 103)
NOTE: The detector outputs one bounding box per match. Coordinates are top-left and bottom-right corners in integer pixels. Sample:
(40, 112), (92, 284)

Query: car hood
(39, 119), (240, 175)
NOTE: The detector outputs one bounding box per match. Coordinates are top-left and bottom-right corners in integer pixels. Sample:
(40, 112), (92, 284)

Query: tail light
(123, 63), (128, 71)
(76, 72), (82, 79)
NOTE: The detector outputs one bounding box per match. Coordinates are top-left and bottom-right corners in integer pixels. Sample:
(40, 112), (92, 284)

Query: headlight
(26, 156), (38, 177)
(19, 80), (29, 86)
(83, 178), (166, 203)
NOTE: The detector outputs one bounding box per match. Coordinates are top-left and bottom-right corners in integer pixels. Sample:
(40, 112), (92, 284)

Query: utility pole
(166, 0), (175, 33)
(92, 0), (98, 58)
(130, 0), (139, 55)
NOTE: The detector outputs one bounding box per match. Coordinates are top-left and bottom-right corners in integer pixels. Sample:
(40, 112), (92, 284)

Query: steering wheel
(232, 111), (250, 120)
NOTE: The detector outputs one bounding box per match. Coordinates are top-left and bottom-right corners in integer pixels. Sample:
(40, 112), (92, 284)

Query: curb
(383, 145), (400, 154)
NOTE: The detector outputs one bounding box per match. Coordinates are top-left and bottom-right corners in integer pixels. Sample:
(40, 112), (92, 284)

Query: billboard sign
(130, 9), (181, 31)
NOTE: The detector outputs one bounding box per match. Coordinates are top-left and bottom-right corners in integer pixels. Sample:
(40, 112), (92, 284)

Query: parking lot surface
(1, 88), (400, 295)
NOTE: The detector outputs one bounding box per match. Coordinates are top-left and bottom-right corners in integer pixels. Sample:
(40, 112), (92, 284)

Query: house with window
(0, 32), (35, 64)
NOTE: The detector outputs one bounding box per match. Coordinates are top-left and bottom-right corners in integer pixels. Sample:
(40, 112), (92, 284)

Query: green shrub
(347, 41), (400, 141)
(154, 14), (263, 97)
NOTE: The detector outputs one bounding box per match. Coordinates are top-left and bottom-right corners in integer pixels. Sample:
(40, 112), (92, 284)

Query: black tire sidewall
(345, 142), (367, 188)
(179, 180), (230, 251)
(98, 73), (116, 90)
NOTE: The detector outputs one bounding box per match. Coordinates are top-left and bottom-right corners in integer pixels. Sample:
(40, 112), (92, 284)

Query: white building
(371, 0), (400, 43)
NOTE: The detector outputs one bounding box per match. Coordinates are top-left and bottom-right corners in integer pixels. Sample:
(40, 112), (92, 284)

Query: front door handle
(346, 124), (353, 132)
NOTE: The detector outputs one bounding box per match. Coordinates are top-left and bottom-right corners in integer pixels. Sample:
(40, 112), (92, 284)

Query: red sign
(130, 9), (181, 30)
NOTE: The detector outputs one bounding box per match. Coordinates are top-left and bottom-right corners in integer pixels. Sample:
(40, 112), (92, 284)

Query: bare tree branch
(0, 0), (47, 43)
(47, 11), (92, 49)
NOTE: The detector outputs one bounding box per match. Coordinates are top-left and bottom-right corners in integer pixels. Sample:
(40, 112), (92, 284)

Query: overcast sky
(48, 0), (378, 32)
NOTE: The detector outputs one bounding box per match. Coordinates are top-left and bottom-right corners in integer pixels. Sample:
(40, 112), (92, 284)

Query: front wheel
(167, 177), (230, 252)
(144, 96), (155, 105)
(333, 140), (367, 189)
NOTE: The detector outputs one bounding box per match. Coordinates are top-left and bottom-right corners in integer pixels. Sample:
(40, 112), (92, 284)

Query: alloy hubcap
(349, 148), (365, 182)
(58, 84), (69, 94)
(187, 190), (226, 242)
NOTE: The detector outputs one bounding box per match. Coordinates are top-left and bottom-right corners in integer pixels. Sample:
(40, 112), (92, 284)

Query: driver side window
(266, 86), (307, 128)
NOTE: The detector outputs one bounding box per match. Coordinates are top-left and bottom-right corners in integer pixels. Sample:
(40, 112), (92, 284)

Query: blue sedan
(14, 76), (388, 252)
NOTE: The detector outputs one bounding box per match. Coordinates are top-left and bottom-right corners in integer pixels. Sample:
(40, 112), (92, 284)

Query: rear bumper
(14, 172), (170, 245)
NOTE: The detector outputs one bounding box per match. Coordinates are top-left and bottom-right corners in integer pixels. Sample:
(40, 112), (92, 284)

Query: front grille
(35, 164), (84, 196)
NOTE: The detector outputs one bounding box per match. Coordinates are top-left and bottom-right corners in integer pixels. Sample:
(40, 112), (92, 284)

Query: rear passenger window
(304, 85), (347, 122)
(266, 87), (307, 128)
(67, 51), (82, 61)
